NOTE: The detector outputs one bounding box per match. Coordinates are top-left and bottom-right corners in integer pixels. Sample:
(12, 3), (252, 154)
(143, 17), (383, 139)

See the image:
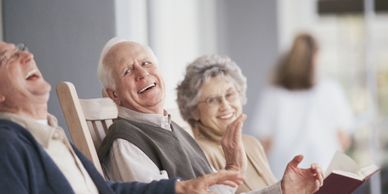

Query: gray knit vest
(98, 118), (213, 180)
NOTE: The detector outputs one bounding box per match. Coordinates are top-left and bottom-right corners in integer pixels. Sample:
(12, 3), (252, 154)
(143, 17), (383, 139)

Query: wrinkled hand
(281, 155), (324, 194)
(221, 114), (247, 174)
(175, 170), (243, 194)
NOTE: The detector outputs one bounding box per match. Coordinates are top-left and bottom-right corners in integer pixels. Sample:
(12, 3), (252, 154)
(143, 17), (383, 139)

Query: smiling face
(0, 41), (51, 118)
(196, 75), (242, 134)
(104, 42), (165, 114)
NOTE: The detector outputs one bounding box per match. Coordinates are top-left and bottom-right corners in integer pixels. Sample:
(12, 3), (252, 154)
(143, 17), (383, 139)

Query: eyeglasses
(0, 43), (29, 67)
(198, 89), (239, 108)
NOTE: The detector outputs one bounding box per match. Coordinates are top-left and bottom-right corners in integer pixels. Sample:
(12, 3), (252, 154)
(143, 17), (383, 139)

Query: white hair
(97, 37), (127, 90)
(97, 37), (159, 90)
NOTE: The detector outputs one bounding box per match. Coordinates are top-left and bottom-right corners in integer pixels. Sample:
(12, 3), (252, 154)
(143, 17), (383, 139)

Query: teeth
(25, 70), (38, 79)
(218, 112), (234, 119)
(138, 83), (156, 93)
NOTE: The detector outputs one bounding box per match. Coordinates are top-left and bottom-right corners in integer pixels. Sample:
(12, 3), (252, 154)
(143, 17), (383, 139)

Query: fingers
(203, 170), (243, 186)
(314, 179), (321, 192)
(176, 171), (242, 194)
(232, 114), (246, 138)
(310, 163), (324, 186)
(287, 155), (304, 168)
(222, 114), (247, 171)
(222, 114), (246, 145)
(219, 180), (239, 187)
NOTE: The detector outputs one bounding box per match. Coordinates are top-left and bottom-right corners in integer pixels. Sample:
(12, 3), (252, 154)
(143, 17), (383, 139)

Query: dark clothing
(0, 119), (176, 194)
(98, 118), (213, 180)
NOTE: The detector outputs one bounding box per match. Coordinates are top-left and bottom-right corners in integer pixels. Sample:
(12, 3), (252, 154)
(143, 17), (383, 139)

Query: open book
(315, 151), (380, 194)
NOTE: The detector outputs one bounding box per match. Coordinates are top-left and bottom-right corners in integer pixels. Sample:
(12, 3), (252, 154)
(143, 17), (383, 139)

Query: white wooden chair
(56, 81), (118, 174)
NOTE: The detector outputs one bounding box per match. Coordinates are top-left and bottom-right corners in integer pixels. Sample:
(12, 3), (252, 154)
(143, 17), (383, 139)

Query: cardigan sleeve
(0, 134), (30, 194)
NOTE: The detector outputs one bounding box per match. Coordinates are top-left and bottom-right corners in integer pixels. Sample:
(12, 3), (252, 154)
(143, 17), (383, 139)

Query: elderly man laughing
(97, 38), (324, 194)
(0, 40), (246, 194)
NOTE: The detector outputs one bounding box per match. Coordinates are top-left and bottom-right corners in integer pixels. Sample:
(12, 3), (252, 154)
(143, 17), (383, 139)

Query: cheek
(117, 79), (136, 94)
(198, 107), (215, 122)
(232, 101), (243, 113)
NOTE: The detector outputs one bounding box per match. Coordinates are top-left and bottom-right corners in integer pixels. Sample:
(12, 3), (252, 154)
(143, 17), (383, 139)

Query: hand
(281, 155), (324, 194)
(221, 114), (247, 174)
(175, 170), (243, 194)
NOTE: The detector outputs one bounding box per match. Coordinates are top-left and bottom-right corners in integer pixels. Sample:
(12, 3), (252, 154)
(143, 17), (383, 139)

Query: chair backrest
(56, 81), (118, 174)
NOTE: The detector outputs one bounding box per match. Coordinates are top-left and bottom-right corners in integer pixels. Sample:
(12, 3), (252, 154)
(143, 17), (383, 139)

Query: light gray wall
(216, 0), (279, 134)
(3, 0), (279, 135)
(3, 0), (115, 130)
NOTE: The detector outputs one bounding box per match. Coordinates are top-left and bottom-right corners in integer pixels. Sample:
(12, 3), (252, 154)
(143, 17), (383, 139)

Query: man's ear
(0, 95), (5, 103)
(106, 89), (120, 105)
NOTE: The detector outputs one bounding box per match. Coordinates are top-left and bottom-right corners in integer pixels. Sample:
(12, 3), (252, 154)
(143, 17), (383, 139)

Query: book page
(359, 164), (379, 178)
(325, 151), (359, 177)
(331, 170), (362, 180)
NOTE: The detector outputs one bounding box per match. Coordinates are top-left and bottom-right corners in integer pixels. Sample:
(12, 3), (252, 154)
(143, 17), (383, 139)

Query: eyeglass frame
(0, 43), (29, 67)
(197, 87), (240, 108)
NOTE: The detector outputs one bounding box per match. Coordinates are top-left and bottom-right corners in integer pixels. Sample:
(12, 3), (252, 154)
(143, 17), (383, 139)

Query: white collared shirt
(0, 113), (99, 194)
(117, 106), (172, 131)
(104, 106), (282, 194)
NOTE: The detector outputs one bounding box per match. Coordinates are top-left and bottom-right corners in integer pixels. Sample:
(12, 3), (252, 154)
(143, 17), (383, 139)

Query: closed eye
(123, 66), (132, 76)
(142, 61), (152, 67)
(0, 49), (18, 66)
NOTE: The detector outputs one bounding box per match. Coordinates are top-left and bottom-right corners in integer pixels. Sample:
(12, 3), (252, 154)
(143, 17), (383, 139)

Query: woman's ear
(192, 108), (200, 121)
(106, 89), (120, 105)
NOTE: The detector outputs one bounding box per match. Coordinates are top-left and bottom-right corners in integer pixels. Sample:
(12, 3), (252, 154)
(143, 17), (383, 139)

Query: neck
(195, 122), (223, 143)
(140, 107), (164, 115)
(124, 102), (164, 115)
(25, 104), (48, 119)
(0, 102), (48, 120)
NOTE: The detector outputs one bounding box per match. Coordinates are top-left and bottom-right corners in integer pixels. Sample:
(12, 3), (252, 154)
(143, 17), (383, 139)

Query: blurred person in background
(252, 33), (354, 178)
(177, 54), (323, 193)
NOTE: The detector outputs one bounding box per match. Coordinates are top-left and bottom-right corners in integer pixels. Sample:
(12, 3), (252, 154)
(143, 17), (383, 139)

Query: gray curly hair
(176, 54), (247, 128)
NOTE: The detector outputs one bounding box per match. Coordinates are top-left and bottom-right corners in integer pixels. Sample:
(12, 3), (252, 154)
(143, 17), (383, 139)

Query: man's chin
(30, 88), (51, 101)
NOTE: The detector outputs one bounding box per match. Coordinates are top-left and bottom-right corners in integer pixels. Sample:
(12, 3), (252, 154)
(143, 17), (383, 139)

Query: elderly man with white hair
(0, 40), (246, 194)
(97, 37), (324, 194)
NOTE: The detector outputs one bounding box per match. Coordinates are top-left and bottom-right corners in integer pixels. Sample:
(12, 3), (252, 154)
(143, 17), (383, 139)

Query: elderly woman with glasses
(176, 54), (277, 193)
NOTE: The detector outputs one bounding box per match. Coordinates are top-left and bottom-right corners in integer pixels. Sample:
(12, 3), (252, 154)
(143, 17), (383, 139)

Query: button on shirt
(0, 113), (99, 194)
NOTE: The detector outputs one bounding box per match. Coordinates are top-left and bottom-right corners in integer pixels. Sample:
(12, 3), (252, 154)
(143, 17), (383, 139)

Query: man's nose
(19, 51), (34, 65)
(134, 64), (149, 81)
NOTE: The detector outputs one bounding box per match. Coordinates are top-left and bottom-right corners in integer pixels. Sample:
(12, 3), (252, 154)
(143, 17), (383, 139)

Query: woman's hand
(221, 114), (247, 175)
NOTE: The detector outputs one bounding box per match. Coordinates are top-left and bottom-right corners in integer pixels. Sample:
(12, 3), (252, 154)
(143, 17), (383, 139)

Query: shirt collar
(117, 106), (172, 131)
(0, 112), (60, 148)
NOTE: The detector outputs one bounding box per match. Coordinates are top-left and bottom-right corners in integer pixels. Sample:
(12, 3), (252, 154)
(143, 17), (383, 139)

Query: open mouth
(25, 70), (40, 81)
(218, 112), (235, 120)
(137, 82), (156, 94)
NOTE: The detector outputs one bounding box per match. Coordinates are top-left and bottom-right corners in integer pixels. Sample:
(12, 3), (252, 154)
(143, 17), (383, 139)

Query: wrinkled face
(0, 42), (51, 113)
(106, 42), (165, 114)
(196, 75), (242, 134)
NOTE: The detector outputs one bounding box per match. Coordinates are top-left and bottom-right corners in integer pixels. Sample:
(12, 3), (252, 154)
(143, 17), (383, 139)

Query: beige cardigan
(196, 134), (277, 193)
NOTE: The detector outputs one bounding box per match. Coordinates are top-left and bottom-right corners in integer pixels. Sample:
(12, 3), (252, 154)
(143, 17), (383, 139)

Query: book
(315, 151), (380, 194)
